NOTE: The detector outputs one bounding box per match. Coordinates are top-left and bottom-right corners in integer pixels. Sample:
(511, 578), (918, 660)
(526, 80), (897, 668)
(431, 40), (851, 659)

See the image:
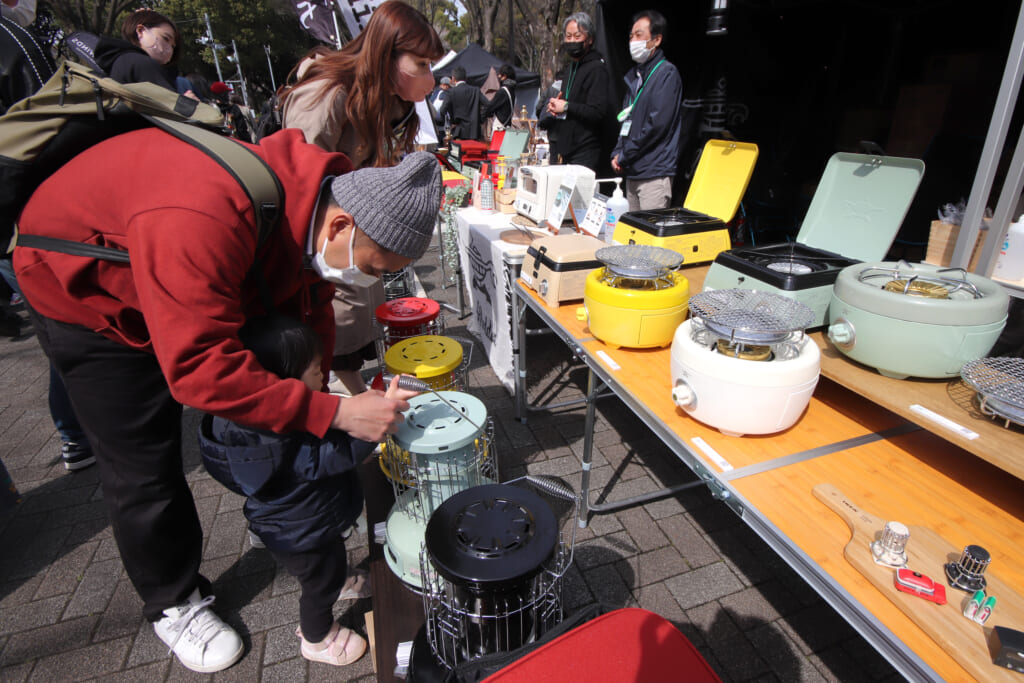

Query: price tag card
(544, 169), (577, 233)
(579, 192), (609, 238)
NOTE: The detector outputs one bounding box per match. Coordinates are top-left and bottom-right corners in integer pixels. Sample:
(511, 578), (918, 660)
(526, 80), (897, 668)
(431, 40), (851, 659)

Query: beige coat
(281, 57), (411, 169)
(281, 58), (414, 357)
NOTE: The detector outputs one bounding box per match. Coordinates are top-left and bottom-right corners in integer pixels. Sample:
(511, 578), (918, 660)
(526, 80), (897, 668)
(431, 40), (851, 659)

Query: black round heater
(423, 483), (560, 667)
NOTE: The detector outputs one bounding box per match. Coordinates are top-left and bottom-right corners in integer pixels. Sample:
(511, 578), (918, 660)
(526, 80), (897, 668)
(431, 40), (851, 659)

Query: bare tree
(509, 0), (587, 85)
(459, 0), (502, 53)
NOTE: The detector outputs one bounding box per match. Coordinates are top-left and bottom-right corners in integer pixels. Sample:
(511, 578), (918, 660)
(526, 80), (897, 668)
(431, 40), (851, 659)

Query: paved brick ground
(0, 241), (904, 682)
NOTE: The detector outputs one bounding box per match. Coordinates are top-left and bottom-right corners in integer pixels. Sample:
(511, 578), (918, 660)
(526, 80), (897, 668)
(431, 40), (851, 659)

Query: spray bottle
(993, 214), (1024, 282)
(601, 178), (629, 244)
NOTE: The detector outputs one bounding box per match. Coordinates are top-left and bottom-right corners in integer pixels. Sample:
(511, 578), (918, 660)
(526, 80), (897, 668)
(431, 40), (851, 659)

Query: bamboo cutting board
(813, 483), (1024, 682)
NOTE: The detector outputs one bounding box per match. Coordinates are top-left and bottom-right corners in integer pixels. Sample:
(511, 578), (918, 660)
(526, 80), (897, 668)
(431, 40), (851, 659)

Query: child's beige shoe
(298, 622), (367, 666)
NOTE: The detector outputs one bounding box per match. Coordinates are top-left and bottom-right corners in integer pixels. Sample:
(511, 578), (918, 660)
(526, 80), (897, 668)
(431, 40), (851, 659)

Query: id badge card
(619, 118), (632, 137)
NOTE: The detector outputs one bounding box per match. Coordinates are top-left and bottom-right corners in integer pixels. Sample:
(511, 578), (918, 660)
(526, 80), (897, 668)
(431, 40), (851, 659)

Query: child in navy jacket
(199, 314), (371, 667)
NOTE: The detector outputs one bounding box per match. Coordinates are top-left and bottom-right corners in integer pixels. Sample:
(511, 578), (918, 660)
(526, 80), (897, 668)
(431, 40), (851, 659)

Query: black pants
(559, 143), (601, 173)
(28, 309), (209, 622)
(272, 536), (348, 643)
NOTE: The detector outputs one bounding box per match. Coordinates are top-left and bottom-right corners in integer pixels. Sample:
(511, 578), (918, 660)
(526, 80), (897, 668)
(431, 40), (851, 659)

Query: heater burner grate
(767, 260), (815, 275)
(960, 357), (1024, 428)
(882, 279), (950, 298)
(857, 262), (984, 300)
(689, 289), (815, 347)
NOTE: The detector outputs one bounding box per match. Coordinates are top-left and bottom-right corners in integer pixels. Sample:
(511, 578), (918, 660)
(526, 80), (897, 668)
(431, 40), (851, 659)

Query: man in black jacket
(611, 10), (683, 210)
(541, 12), (614, 172)
(440, 66), (481, 141)
(481, 63), (516, 129)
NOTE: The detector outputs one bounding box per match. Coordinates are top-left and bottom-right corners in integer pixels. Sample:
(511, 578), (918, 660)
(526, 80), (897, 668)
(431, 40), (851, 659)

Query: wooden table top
(514, 268), (1024, 681)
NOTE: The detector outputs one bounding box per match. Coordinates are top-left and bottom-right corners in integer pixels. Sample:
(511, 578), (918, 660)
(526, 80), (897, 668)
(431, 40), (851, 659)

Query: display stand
(954, 0), (1024, 299)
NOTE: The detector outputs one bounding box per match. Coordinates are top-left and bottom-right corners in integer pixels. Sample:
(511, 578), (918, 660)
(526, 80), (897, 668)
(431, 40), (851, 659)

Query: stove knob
(828, 318), (856, 350)
(671, 381), (695, 408)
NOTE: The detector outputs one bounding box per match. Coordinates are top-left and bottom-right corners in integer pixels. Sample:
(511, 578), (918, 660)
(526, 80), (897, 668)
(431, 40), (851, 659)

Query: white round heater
(671, 289), (820, 437)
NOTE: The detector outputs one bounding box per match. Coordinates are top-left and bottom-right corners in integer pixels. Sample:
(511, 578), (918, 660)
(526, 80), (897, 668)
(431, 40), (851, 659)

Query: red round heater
(375, 297), (442, 349)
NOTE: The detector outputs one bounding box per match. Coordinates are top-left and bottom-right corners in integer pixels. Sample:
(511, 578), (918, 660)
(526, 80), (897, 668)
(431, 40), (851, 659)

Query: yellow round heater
(583, 268), (689, 348)
(384, 335), (464, 391)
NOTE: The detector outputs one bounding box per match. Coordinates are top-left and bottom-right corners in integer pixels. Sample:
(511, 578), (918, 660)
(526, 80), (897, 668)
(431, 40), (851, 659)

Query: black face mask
(562, 41), (586, 59)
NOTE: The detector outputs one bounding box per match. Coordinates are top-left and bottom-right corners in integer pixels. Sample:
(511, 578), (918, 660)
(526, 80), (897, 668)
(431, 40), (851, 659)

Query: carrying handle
(504, 474), (580, 575)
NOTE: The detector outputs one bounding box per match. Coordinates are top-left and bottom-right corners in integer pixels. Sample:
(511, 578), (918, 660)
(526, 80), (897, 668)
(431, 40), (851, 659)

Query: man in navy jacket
(611, 10), (684, 211)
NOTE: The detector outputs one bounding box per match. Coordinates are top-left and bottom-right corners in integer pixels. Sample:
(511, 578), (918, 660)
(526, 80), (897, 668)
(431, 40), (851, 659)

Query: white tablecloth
(455, 208), (530, 393)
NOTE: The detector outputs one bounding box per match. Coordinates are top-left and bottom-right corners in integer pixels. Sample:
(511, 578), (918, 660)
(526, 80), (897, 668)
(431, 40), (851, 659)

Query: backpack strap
(145, 115), (283, 247)
(18, 118), (284, 257)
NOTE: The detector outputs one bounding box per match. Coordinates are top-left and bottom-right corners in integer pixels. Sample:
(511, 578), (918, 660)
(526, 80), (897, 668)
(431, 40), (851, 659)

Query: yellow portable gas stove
(612, 139), (758, 264)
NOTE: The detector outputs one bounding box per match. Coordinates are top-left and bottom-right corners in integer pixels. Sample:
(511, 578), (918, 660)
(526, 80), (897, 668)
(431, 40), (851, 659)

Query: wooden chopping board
(813, 483), (1024, 682)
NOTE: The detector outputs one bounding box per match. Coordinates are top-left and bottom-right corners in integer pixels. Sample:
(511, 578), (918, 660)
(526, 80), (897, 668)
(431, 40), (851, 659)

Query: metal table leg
(577, 367), (707, 529)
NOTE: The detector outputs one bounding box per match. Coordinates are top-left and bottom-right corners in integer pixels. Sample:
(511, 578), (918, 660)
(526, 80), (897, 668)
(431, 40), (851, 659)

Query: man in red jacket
(13, 130), (441, 673)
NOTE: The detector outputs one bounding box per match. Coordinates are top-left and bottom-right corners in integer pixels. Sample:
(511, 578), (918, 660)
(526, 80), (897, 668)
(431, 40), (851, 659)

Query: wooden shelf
(811, 331), (1024, 480)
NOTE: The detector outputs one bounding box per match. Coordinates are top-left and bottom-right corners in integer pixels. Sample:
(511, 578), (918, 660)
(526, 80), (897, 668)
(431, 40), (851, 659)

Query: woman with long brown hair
(280, 0), (444, 168)
(280, 0), (444, 396)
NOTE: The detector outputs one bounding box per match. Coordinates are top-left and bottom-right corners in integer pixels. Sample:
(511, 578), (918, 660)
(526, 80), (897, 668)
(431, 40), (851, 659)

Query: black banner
(290, 0), (338, 46)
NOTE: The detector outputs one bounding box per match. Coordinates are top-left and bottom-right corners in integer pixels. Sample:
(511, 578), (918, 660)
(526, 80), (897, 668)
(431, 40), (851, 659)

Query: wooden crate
(924, 220), (986, 271)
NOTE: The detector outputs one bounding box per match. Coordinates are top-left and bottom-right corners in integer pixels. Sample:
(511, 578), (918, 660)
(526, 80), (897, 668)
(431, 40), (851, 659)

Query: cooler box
(612, 139), (758, 264)
(520, 233), (605, 308)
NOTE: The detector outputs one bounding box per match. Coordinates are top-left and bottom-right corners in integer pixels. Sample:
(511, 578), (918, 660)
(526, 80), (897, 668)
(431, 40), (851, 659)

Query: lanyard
(625, 59), (665, 111)
(564, 61), (580, 100)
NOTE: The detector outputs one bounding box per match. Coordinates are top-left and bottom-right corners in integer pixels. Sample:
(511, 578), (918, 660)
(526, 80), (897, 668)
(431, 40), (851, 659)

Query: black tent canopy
(433, 43), (539, 88)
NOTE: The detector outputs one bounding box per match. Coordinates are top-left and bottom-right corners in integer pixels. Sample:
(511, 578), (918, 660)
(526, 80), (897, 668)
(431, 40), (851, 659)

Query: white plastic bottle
(603, 178), (629, 244)
(993, 214), (1024, 281)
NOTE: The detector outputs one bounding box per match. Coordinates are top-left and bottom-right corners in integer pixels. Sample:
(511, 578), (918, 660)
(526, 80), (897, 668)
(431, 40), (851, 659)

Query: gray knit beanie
(330, 151), (442, 259)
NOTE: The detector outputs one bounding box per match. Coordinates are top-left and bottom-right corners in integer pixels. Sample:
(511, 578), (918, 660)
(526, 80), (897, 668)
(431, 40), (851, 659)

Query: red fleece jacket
(14, 128), (353, 437)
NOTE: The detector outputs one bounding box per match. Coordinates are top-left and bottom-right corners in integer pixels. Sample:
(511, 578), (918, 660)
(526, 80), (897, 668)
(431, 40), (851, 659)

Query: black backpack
(1, 59), (283, 255)
(0, 16), (56, 115)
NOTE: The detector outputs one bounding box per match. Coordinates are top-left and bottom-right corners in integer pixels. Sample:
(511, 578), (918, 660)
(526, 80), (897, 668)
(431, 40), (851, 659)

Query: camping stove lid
(393, 391), (487, 454)
(596, 244), (683, 280)
(425, 484), (558, 590)
(689, 289), (815, 345)
(796, 152), (924, 261)
(960, 357), (1024, 427)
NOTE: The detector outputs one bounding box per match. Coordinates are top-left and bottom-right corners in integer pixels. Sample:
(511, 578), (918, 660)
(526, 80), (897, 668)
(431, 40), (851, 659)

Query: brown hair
(121, 9), (182, 65)
(282, 0), (444, 167)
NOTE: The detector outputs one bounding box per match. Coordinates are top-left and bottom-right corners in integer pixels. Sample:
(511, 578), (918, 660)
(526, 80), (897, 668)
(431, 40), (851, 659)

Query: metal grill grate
(595, 244), (683, 280)
(689, 289), (815, 345)
(960, 357), (1024, 426)
(857, 263), (984, 299)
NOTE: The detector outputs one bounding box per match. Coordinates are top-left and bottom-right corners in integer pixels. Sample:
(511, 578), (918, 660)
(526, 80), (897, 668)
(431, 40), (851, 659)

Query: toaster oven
(514, 165), (596, 224)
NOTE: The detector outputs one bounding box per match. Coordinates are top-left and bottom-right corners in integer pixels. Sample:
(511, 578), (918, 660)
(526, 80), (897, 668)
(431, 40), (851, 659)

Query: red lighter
(894, 568), (947, 605)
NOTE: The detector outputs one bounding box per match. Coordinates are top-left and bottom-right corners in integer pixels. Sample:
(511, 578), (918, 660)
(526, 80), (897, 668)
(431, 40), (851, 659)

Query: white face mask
(629, 40), (653, 64)
(312, 228), (379, 287)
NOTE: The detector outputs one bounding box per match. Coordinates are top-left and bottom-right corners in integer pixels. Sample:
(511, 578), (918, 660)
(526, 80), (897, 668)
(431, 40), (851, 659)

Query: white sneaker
(153, 589), (244, 673)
